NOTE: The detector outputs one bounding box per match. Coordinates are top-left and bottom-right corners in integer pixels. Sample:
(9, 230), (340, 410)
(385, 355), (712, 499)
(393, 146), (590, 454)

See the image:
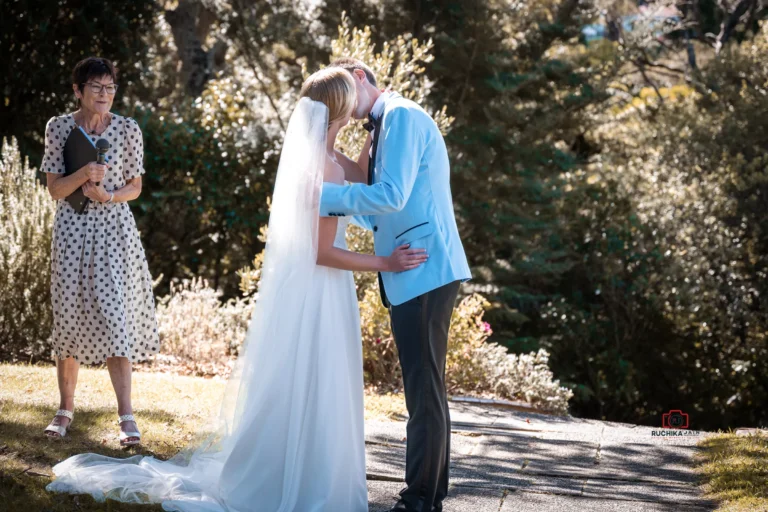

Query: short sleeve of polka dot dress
(41, 113), (160, 364)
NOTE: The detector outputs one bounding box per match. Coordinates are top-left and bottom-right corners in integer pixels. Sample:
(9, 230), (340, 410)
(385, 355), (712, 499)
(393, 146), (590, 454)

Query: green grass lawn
(0, 362), (405, 511)
(697, 431), (768, 512)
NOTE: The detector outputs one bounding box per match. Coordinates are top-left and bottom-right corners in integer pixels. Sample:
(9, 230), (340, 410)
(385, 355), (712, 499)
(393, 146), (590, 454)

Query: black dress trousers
(388, 280), (461, 511)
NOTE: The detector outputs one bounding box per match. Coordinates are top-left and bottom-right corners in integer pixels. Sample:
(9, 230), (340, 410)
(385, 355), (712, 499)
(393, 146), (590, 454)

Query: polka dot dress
(41, 113), (160, 364)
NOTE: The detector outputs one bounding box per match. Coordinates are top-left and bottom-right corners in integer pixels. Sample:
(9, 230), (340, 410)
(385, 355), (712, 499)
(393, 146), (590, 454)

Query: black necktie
(365, 112), (390, 308)
(367, 114), (382, 186)
(362, 112), (376, 133)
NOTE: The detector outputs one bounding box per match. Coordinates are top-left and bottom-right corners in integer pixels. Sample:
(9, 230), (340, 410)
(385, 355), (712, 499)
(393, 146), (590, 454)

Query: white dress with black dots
(41, 113), (160, 364)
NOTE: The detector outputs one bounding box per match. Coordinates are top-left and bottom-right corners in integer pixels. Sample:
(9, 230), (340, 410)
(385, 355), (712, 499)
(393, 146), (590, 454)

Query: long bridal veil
(47, 97), (330, 511)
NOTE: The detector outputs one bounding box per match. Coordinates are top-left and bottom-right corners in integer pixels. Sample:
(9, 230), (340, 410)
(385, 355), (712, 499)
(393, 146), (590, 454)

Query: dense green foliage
(0, 0), (157, 164)
(3, 0), (768, 429)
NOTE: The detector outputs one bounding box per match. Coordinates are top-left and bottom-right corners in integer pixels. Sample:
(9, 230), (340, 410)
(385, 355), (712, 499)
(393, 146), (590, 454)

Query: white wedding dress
(46, 98), (369, 512)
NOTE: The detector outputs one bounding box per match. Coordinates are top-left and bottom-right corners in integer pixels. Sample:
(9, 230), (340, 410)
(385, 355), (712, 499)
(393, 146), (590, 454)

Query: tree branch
(637, 57), (687, 75)
(229, 0), (287, 132)
(715, 0), (757, 54)
(686, 30), (698, 70)
(633, 59), (665, 107)
(456, 41), (479, 120)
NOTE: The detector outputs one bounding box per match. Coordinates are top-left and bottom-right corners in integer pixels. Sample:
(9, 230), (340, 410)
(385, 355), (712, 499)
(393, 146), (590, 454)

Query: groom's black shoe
(388, 500), (442, 512)
(388, 501), (410, 512)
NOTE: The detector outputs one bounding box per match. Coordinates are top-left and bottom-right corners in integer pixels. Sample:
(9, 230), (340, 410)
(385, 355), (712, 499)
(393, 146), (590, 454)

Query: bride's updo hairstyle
(300, 67), (356, 126)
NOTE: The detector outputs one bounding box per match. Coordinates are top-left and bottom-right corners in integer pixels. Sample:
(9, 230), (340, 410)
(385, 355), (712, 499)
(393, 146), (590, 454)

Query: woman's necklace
(75, 112), (110, 135)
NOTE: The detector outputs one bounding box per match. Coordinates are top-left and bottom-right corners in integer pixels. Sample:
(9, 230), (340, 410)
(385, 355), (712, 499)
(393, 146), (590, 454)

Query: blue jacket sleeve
(319, 107), (425, 217)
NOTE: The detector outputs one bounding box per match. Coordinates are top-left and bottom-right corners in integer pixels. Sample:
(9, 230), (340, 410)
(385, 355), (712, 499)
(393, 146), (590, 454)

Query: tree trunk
(164, 0), (227, 97)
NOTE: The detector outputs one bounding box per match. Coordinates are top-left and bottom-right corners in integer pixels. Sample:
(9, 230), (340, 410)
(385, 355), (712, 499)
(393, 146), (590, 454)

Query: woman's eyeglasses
(83, 82), (119, 95)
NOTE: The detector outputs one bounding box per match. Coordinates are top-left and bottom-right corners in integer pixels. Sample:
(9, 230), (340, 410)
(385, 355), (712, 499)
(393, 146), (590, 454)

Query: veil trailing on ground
(46, 97), (330, 511)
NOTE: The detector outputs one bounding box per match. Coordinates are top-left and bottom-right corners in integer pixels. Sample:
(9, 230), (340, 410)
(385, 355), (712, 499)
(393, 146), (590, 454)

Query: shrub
(0, 138), (55, 362)
(359, 288), (573, 414)
(447, 294), (573, 414)
(153, 278), (252, 377)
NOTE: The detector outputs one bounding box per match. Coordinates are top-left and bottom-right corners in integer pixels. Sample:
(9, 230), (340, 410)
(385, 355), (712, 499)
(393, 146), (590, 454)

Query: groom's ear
(352, 69), (367, 83)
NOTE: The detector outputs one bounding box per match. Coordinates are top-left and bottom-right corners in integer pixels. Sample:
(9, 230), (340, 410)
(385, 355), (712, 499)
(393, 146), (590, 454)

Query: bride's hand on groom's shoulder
(386, 244), (428, 273)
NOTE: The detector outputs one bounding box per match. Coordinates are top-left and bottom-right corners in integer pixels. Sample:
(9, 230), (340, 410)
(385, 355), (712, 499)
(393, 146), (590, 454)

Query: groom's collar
(370, 90), (399, 122)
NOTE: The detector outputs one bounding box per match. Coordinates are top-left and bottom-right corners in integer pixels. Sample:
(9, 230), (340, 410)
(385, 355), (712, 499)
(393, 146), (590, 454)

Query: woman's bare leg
(106, 356), (139, 443)
(46, 356), (79, 437)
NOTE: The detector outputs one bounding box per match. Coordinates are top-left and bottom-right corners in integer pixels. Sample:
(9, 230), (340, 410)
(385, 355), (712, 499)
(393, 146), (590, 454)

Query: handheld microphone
(95, 138), (110, 186)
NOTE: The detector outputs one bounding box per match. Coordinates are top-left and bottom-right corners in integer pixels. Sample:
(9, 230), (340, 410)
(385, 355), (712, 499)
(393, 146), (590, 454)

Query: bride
(46, 67), (428, 511)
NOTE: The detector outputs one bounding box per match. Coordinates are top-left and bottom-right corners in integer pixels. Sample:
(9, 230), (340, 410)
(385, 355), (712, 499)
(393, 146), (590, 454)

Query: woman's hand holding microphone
(79, 162), (111, 202)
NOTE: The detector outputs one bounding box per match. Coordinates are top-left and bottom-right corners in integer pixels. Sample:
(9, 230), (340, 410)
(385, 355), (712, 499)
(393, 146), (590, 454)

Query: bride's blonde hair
(300, 67), (356, 126)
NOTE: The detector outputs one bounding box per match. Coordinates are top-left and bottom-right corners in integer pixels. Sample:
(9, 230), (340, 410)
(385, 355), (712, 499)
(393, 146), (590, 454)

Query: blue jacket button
(373, 226), (378, 232)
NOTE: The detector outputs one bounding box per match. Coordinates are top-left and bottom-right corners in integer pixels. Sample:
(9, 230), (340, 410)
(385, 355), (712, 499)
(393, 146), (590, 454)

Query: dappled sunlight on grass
(0, 363), (409, 510)
(0, 362), (228, 419)
(696, 431), (768, 511)
(0, 363), (226, 511)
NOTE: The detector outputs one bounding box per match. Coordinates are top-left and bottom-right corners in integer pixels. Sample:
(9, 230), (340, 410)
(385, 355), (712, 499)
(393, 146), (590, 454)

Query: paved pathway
(365, 401), (716, 511)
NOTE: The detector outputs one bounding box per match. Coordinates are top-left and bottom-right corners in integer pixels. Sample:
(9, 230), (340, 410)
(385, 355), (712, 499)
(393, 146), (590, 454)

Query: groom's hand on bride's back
(386, 244), (428, 273)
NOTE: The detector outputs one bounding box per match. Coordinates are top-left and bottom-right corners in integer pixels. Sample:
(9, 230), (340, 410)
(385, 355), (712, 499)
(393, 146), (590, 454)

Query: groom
(321, 58), (472, 512)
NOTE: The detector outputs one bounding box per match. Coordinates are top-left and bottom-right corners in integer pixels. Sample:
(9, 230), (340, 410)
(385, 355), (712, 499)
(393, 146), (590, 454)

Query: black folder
(63, 126), (98, 214)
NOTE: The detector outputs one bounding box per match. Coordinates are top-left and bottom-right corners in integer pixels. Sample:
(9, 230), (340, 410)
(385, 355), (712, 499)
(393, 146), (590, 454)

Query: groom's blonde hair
(300, 67), (356, 126)
(331, 58), (377, 87)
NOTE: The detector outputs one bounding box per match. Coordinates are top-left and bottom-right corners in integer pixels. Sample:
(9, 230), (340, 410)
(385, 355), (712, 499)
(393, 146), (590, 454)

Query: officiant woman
(40, 57), (160, 447)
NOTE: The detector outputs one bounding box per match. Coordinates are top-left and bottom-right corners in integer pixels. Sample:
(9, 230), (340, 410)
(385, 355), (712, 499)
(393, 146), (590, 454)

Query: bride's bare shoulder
(323, 154), (345, 185)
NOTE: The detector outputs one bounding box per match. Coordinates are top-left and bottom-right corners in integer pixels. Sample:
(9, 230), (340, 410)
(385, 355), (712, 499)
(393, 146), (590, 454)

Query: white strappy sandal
(44, 409), (74, 438)
(118, 414), (142, 447)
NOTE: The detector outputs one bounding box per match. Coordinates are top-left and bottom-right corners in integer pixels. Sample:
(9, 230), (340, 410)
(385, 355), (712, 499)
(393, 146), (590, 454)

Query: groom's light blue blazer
(319, 92), (472, 306)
